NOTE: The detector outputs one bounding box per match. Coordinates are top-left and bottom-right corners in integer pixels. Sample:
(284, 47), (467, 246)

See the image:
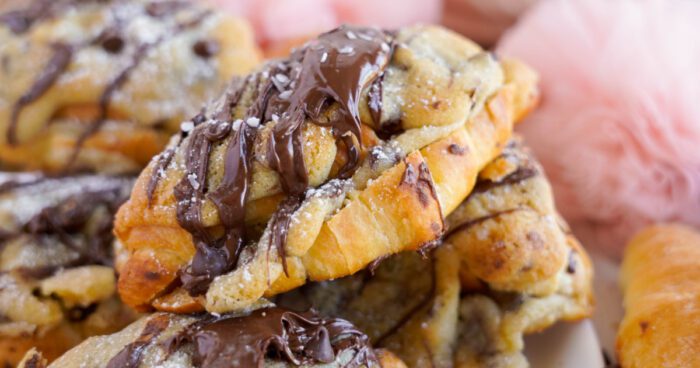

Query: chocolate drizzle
(5, 0), (213, 171)
(164, 25), (396, 295)
(67, 9), (213, 168)
(167, 307), (378, 368)
(0, 173), (133, 277)
(106, 314), (171, 368)
(470, 166), (538, 195)
(7, 43), (72, 144)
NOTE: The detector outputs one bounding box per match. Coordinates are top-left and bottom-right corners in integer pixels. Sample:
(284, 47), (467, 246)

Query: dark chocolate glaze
(167, 307), (378, 368)
(163, 26), (396, 295)
(106, 314), (171, 368)
(267, 26), (393, 191)
(7, 43), (73, 144)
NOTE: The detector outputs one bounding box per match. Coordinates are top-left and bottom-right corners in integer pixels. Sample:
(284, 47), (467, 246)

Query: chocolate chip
(102, 35), (124, 54)
(193, 39), (219, 58)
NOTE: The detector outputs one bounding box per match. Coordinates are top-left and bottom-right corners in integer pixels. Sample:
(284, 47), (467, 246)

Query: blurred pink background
(203, 0), (700, 257)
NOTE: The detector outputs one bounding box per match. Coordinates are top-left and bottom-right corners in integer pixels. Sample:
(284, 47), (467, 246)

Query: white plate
(524, 320), (604, 367)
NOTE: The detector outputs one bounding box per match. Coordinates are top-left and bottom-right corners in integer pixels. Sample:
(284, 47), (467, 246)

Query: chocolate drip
(167, 307), (378, 368)
(164, 26), (395, 295)
(8, 43), (72, 144)
(471, 166), (538, 195)
(267, 26), (393, 190)
(70, 43), (151, 160)
(106, 314), (171, 368)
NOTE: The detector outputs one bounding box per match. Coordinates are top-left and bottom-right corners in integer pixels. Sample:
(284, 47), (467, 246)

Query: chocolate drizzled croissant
(0, 173), (138, 366)
(22, 305), (405, 368)
(115, 24), (538, 313)
(0, 0), (260, 174)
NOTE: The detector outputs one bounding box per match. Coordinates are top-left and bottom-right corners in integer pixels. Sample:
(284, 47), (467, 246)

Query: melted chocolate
(470, 166), (538, 195)
(168, 307), (378, 368)
(8, 43), (72, 144)
(164, 26), (396, 295)
(106, 314), (171, 368)
(267, 26), (393, 189)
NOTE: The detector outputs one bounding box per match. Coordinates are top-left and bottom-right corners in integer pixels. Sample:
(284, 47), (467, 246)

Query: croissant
(277, 139), (593, 367)
(114, 24), (539, 314)
(19, 304), (406, 368)
(444, 138), (593, 298)
(0, 0), (260, 174)
(0, 172), (138, 366)
(617, 224), (700, 368)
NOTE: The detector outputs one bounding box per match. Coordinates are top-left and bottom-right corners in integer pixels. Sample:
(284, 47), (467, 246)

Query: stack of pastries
(0, 0), (260, 365)
(2, 1), (595, 367)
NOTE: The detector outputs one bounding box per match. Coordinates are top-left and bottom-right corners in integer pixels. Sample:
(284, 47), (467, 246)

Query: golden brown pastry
(114, 24), (539, 314)
(19, 304), (406, 368)
(0, 173), (139, 366)
(277, 139), (593, 367)
(617, 224), (700, 368)
(0, 0), (260, 174)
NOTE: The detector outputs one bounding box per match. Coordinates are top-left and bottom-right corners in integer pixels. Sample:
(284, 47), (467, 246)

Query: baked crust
(0, 0), (260, 174)
(114, 25), (539, 313)
(276, 140), (593, 367)
(617, 224), (700, 368)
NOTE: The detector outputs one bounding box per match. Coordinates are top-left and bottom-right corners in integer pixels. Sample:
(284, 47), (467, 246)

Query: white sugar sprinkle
(232, 119), (243, 130)
(180, 121), (194, 132)
(271, 113), (280, 122)
(274, 73), (289, 84)
(246, 117), (260, 127)
(320, 52), (328, 63)
(381, 42), (390, 53)
(279, 90), (292, 99)
(187, 173), (200, 190)
(346, 31), (357, 40)
(339, 46), (354, 54)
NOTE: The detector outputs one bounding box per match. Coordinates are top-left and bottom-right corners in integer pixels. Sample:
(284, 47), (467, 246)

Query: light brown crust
(617, 224), (700, 368)
(0, 1), (261, 174)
